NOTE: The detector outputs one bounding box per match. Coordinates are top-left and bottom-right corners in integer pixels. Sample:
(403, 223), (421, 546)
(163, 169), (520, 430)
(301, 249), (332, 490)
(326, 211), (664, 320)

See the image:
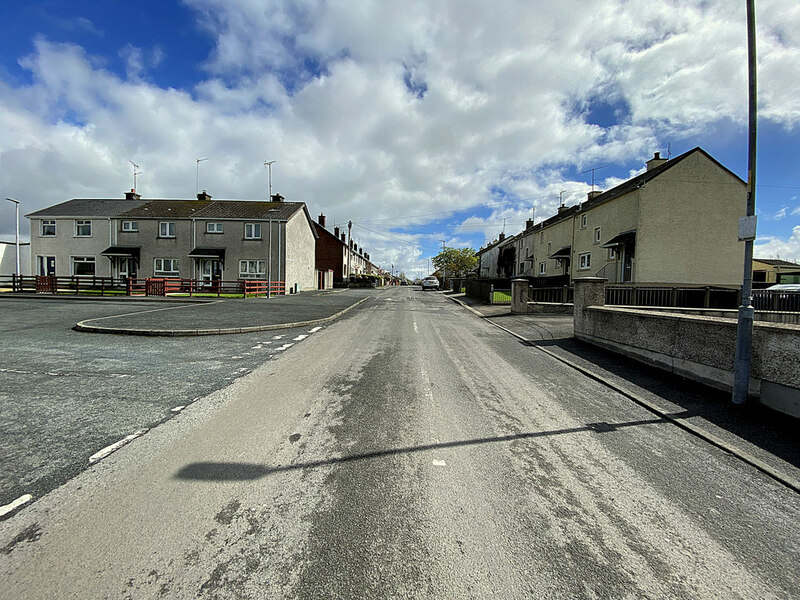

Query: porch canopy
(100, 246), (140, 260)
(188, 247), (226, 266)
(601, 229), (636, 248)
(549, 246), (571, 259)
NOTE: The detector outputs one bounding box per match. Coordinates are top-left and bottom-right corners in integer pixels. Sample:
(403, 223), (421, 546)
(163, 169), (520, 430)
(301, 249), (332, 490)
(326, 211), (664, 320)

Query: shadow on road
(174, 415), (676, 481)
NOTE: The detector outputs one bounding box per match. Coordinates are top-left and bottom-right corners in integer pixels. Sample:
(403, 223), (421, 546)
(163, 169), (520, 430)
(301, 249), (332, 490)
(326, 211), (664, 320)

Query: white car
(766, 284), (800, 291)
(421, 276), (440, 291)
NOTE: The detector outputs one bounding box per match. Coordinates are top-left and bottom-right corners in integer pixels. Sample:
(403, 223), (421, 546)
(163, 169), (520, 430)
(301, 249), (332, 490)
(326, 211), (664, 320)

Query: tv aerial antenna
(195, 157), (208, 194)
(129, 161), (142, 190)
(580, 164), (609, 191)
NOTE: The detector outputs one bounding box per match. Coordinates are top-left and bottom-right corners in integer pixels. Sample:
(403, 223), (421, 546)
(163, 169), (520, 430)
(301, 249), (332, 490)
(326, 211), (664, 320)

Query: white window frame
(539, 262), (546, 275)
(206, 222), (224, 234)
(40, 220), (56, 237)
(539, 232), (544, 243)
(239, 259), (266, 279)
(581, 214), (588, 229)
(594, 226), (601, 244)
(159, 222), (176, 238)
(154, 258), (180, 277)
(579, 252), (592, 270)
(547, 242), (551, 255)
(75, 220), (92, 237)
(244, 223), (262, 240)
(121, 220), (138, 232)
(608, 247), (617, 261)
(71, 255), (96, 276)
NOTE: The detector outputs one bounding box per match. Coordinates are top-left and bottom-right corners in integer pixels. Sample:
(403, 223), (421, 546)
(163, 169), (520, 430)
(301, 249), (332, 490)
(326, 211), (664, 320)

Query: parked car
(421, 276), (440, 291)
(766, 284), (800, 291)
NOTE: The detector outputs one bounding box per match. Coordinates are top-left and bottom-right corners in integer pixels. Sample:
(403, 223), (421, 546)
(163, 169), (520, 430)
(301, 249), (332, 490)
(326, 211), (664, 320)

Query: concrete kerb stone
(446, 294), (800, 495)
(73, 297), (370, 336)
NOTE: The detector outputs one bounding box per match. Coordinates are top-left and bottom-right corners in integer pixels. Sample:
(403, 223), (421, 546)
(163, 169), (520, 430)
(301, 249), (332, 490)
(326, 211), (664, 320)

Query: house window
(579, 252), (591, 270)
(520, 262), (525, 273)
(75, 220), (92, 237)
(539, 262), (547, 275)
(594, 227), (602, 244)
(608, 247), (617, 261)
(71, 256), (95, 276)
(239, 260), (266, 279)
(154, 258), (180, 276)
(244, 223), (262, 239)
(547, 242), (551, 255)
(159, 222), (176, 238)
(555, 259), (562, 269)
(121, 221), (138, 232)
(540, 232), (544, 243)
(206, 222), (224, 234)
(581, 214), (588, 229)
(40, 220), (56, 236)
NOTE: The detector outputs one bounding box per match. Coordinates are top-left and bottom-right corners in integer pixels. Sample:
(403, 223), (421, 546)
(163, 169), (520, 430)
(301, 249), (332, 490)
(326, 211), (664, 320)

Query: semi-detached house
(26, 190), (319, 292)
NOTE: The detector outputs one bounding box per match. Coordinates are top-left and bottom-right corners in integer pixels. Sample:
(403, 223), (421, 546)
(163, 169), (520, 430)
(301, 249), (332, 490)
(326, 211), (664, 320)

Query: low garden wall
(573, 278), (800, 418)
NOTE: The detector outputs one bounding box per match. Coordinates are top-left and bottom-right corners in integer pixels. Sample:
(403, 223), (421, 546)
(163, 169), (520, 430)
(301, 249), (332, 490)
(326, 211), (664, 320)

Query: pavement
(446, 291), (800, 492)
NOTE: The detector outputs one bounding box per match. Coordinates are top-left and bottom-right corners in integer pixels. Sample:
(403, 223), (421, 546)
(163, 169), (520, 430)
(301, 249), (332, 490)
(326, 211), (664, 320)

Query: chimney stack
(557, 204), (568, 214)
(318, 214), (326, 228)
(499, 232), (505, 242)
(271, 193), (285, 203)
(197, 190), (212, 202)
(526, 218), (534, 230)
(334, 226), (340, 238)
(341, 233), (346, 243)
(587, 190), (603, 201)
(646, 152), (668, 171)
(125, 189), (141, 201)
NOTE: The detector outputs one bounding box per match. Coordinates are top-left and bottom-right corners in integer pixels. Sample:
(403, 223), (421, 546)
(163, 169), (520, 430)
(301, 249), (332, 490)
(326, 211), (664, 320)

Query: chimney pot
(197, 190), (212, 202)
(318, 214), (326, 228)
(125, 189), (142, 201)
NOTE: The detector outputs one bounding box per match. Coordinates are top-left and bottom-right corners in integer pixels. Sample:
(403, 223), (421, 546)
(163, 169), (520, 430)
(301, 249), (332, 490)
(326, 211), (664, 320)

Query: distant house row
(25, 190), (382, 291)
(477, 147), (766, 287)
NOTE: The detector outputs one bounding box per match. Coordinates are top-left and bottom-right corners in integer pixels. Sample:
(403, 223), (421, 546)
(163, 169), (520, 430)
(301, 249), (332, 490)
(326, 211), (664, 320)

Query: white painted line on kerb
(0, 494), (33, 517)
(89, 429), (148, 464)
(171, 405), (186, 413)
(293, 334), (309, 341)
(432, 460), (447, 467)
(309, 327), (323, 333)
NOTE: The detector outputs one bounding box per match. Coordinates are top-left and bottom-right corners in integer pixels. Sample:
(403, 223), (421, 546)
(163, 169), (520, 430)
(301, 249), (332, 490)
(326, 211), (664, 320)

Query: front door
(621, 246), (634, 282)
(38, 256), (56, 276)
(200, 259), (222, 283)
(118, 257), (137, 280)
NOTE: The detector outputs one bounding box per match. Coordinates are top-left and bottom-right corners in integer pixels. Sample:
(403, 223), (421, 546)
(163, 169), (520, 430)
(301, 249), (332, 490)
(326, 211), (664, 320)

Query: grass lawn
(492, 290), (512, 304)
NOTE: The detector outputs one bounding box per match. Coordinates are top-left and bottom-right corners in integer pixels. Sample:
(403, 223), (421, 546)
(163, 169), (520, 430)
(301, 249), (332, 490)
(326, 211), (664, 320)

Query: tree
(432, 247), (478, 278)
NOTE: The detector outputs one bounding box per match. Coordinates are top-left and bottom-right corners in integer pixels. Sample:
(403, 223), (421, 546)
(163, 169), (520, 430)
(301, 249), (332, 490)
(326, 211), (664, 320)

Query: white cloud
(1, 1), (799, 274)
(755, 225), (800, 263)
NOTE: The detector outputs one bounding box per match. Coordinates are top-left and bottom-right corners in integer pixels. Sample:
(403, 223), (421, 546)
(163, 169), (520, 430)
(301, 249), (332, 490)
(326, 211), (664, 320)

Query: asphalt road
(0, 291), (368, 511)
(1, 287), (798, 599)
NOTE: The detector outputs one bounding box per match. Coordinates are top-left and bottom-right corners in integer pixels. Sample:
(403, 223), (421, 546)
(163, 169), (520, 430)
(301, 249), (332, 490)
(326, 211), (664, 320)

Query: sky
(0, 0), (799, 278)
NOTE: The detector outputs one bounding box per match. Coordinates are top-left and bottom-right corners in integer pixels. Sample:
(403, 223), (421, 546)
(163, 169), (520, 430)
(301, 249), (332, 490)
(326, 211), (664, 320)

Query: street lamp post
(5, 198), (20, 282)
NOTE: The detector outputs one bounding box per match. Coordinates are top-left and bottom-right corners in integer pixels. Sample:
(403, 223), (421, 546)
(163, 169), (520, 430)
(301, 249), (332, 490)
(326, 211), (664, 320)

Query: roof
(313, 222), (346, 246)
(477, 234), (517, 256)
(528, 147), (746, 235)
(753, 258), (800, 267)
(120, 200), (304, 221)
(26, 198), (148, 218)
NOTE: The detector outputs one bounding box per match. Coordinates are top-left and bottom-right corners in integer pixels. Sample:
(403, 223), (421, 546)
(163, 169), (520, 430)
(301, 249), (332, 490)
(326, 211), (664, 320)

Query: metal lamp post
(5, 198), (20, 281)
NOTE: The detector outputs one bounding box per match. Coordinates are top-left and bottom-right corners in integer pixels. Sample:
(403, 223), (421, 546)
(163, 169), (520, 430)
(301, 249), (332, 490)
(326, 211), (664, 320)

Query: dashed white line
(293, 334), (309, 341)
(0, 494), (33, 517)
(272, 335), (285, 340)
(275, 343), (294, 351)
(231, 355), (244, 359)
(171, 405), (186, 413)
(432, 460), (447, 467)
(413, 321), (418, 333)
(309, 327), (323, 333)
(251, 345), (262, 350)
(89, 429), (148, 464)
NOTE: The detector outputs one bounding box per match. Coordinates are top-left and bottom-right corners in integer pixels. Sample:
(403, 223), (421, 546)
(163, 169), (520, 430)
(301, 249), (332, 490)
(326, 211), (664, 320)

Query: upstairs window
(581, 214), (588, 229)
(594, 227), (601, 243)
(40, 220), (56, 236)
(206, 222), (224, 234)
(159, 222), (176, 238)
(75, 220), (92, 237)
(121, 221), (138, 232)
(244, 223), (262, 239)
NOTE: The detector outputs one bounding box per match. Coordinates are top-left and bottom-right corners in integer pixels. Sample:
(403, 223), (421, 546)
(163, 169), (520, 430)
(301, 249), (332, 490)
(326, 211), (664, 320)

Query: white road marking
(251, 345), (262, 349)
(231, 355), (244, 359)
(171, 405), (186, 413)
(309, 327), (323, 333)
(273, 335), (285, 339)
(432, 460), (447, 467)
(89, 429), (148, 464)
(413, 321), (418, 333)
(275, 343), (294, 351)
(293, 334), (309, 341)
(0, 494), (33, 517)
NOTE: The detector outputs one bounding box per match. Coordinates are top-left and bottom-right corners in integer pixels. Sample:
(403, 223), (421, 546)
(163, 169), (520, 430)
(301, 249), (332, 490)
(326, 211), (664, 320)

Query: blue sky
(1, 0), (799, 277)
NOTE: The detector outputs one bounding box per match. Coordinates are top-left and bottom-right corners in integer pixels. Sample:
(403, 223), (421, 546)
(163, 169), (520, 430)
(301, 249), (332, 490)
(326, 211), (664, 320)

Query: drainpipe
(192, 219), (197, 279)
(268, 218), (273, 299)
(278, 221), (282, 287)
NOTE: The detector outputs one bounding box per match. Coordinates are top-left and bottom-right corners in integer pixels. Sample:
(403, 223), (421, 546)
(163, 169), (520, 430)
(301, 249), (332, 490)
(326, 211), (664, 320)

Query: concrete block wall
(573, 278), (800, 418)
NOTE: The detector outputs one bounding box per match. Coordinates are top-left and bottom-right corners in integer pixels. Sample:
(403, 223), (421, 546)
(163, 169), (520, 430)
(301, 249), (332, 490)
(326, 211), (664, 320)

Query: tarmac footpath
(71, 288), (375, 335)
